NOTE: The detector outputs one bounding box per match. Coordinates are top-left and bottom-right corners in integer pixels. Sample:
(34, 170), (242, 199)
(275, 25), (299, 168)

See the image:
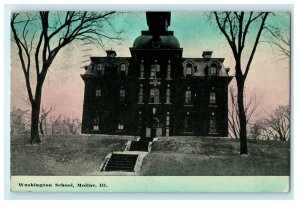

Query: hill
(10, 135), (289, 176)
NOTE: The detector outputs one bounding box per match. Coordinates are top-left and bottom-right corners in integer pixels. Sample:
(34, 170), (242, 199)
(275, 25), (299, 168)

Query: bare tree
(261, 105), (290, 141)
(228, 86), (259, 139)
(63, 116), (81, 135)
(39, 105), (54, 135)
(264, 22), (290, 60)
(212, 12), (269, 154)
(11, 11), (123, 144)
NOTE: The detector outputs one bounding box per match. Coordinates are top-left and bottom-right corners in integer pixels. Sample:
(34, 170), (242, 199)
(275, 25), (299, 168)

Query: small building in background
(10, 108), (30, 135)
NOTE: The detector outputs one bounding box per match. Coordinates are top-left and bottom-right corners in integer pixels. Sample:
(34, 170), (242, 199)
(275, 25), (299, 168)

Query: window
(167, 61), (171, 79)
(210, 92), (216, 104)
(120, 89), (125, 101)
(186, 63), (193, 76)
(184, 112), (192, 133)
(209, 114), (217, 134)
(93, 115), (99, 131)
(120, 63), (126, 72)
(210, 64), (217, 76)
(140, 61), (144, 78)
(166, 115), (170, 126)
(120, 63), (128, 76)
(166, 128), (170, 137)
(138, 85), (143, 103)
(166, 88), (171, 104)
(96, 64), (104, 75)
(150, 88), (160, 103)
(118, 123), (124, 130)
(185, 90), (192, 104)
(96, 89), (102, 97)
(150, 60), (160, 78)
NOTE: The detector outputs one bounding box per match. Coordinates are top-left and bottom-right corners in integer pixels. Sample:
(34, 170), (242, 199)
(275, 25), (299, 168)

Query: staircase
(129, 140), (149, 151)
(104, 153), (138, 172)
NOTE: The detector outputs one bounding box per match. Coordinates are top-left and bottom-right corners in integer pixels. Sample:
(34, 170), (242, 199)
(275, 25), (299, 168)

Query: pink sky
(10, 12), (290, 121)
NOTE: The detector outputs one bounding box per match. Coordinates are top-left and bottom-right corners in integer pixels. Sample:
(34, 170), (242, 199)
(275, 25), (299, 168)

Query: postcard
(10, 10), (290, 192)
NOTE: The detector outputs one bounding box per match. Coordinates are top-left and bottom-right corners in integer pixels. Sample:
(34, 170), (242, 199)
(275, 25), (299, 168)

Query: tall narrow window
(166, 86), (171, 104)
(210, 92), (216, 104)
(140, 60), (144, 78)
(166, 128), (170, 137)
(96, 89), (102, 97)
(150, 60), (160, 78)
(150, 66), (156, 78)
(209, 113), (217, 134)
(155, 62), (160, 78)
(120, 63), (126, 72)
(186, 63), (192, 75)
(120, 63), (128, 76)
(167, 60), (171, 79)
(154, 88), (160, 103)
(120, 89), (125, 101)
(96, 64), (104, 76)
(138, 84), (143, 103)
(210, 64), (217, 76)
(166, 115), (170, 126)
(150, 88), (160, 103)
(184, 112), (192, 133)
(185, 89), (192, 104)
(93, 114), (99, 131)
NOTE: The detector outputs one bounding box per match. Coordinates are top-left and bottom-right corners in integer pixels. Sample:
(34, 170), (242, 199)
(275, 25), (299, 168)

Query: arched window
(210, 63), (218, 76)
(96, 64), (105, 76)
(119, 62), (128, 76)
(186, 63), (193, 75)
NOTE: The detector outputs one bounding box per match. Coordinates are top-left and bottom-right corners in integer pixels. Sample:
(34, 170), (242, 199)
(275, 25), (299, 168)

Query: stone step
(104, 154), (138, 172)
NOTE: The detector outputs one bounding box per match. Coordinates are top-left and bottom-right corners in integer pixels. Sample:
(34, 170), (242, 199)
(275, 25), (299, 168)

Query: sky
(10, 11), (290, 120)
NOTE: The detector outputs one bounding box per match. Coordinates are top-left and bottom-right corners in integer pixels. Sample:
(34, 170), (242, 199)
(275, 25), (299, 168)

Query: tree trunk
(39, 119), (44, 135)
(30, 84), (43, 144)
(237, 80), (248, 154)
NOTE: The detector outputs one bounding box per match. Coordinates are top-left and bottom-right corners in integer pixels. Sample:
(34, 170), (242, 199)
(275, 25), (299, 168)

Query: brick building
(81, 12), (233, 137)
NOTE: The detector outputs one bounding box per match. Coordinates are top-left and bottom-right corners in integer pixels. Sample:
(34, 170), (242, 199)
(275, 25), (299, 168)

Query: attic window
(210, 64), (218, 76)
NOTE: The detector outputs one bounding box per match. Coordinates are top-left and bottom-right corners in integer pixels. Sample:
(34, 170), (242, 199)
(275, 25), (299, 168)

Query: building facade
(81, 12), (233, 137)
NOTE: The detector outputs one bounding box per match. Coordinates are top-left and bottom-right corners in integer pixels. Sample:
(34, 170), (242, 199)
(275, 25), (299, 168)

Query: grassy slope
(140, 137), (290, 176)
(11, 135), (290, 176)
(11, 135), (134, 175)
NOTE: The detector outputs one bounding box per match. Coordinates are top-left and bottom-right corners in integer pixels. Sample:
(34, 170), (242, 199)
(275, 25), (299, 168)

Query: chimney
(202, 51), (213, 58)
(106, 49), (117, 57)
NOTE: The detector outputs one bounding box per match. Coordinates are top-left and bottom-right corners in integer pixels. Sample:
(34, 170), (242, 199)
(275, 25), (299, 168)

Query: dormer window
(119, 61), (129, 76)
(120, 63), (126, 72)
(210, 63), (218, 76)
(186, 63), (192, 75)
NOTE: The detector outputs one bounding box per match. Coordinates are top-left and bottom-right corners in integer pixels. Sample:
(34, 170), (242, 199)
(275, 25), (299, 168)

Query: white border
(1, 1), (298, 202)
